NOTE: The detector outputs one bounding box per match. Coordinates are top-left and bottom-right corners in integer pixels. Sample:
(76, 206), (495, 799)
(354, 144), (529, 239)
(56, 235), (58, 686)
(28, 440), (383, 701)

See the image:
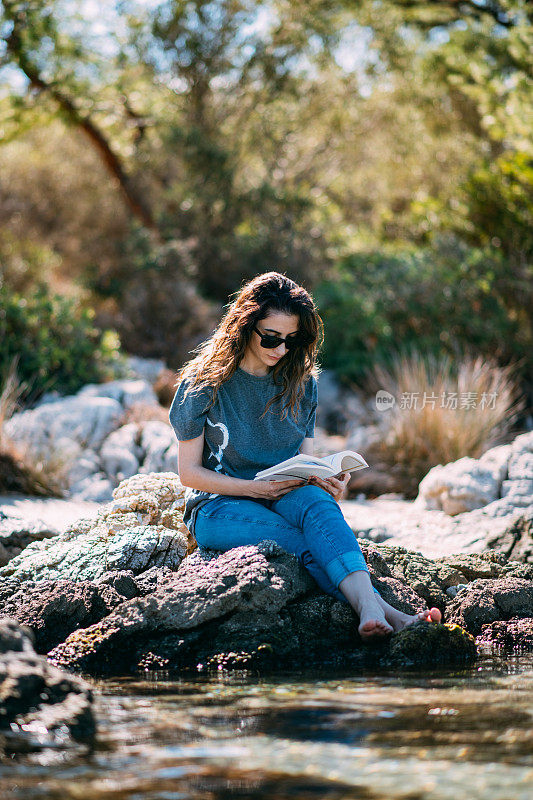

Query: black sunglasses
(253, 325), (308, 350)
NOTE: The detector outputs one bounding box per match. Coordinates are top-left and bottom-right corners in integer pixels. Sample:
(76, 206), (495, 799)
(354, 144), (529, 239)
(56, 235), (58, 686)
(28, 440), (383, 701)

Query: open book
(254, 450), (369, 481)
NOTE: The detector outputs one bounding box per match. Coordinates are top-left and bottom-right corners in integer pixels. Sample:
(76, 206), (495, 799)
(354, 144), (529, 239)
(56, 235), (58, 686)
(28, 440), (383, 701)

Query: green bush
(314, 240), (531, 394)
(0, 282), (125, 405)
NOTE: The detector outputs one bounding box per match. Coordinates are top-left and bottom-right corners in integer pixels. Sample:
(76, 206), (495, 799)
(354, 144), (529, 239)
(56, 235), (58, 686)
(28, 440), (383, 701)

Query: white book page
(255, 454), (326, 477)
(320, 450), (369, 473)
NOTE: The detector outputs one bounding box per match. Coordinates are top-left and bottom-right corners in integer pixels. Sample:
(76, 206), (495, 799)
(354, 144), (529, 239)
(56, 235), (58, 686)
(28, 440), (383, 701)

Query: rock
(47, 540), (474, 676)
(0, 510), (58, 566)
(99, 424), (142, 482)
(124, 356), (166, 384)
(96, 570), (139, 599)
(435, 551), (510, 581)
(69, 474), (115, 502)
(359, 541), (449, 608)
(0, 580), (124, 653)
(66, 449), (102, 488)
(369, 575), (424, 612)
(0, 472), (190, 583)
(508, 452), (533, 480)
(345, 425), (381, 454)
(316, 370), (369, 435)
(476, 617), (533, 652)
(416, 455), (503, 515)
(77, 379), (158, 409)
(0, 618), (95, 754)
(138, 421), (178, 475)
(414, 435), (533, 517)
(4, 395), (124, 455)
(485, 514), (533, 563)
(385, 620), (477, 666)
(477, 444), (513, 483)
(445, 577), (533, 635)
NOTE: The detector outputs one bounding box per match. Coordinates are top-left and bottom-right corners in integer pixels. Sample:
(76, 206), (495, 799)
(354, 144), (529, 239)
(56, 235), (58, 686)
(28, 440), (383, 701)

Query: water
(1, 653), (532, 800)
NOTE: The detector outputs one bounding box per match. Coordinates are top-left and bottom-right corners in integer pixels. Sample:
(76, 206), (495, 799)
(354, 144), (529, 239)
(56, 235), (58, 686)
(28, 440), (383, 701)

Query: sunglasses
(253, 325), (308, 350)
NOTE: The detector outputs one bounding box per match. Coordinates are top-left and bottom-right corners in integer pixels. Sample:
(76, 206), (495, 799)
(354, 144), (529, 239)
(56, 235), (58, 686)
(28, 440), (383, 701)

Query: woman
(169, 272), (440, 640)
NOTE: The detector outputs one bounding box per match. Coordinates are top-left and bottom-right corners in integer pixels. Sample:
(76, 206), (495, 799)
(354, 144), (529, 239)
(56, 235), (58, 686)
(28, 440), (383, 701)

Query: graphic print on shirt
(205, 418), (230, 499)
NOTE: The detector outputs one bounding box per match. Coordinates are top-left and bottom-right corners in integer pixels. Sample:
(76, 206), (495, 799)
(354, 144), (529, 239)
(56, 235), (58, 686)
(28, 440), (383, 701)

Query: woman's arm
(177, 432), (303, 499)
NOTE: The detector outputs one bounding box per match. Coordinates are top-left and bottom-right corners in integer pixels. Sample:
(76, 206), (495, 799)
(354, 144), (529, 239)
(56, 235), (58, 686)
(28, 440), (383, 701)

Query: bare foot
(384, 605), (442, 633)
(358, 605), (394, 641)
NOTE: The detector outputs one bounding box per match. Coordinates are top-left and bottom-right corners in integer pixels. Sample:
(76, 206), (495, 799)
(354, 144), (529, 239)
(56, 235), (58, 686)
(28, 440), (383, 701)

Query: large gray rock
(0, 618), (95, 754)
(415, 433), (533, 516)
(4, 395), (123, 454)
(48, 542), (476, 675)
(0, 473), (191, 583)
(416, 455), (504, 515)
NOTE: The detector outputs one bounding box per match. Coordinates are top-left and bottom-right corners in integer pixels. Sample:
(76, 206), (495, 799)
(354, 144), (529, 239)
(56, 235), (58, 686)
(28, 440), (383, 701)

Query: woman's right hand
(245, 478), (306, 499)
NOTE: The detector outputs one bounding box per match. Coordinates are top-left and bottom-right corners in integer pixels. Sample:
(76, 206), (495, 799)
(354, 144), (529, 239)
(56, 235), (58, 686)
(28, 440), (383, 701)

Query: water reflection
(1, 654), (532, 800)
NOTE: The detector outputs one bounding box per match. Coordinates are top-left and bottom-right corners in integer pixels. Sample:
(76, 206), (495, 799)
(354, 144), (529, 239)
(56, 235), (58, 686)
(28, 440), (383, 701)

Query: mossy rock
(385, 620), (477, 666)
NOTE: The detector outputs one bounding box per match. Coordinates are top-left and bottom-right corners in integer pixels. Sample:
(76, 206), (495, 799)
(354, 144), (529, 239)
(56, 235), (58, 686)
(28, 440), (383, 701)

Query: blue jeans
(194, 484), (379, 605)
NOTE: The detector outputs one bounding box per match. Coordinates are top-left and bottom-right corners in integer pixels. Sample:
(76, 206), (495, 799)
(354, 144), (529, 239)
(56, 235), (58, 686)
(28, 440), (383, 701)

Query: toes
(359, 619), (393, 639)
(418, 607), (442, 623)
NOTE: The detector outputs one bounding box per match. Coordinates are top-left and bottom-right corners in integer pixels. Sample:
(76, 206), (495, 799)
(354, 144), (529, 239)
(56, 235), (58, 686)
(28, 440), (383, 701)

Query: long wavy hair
(175, 272), (323, 420)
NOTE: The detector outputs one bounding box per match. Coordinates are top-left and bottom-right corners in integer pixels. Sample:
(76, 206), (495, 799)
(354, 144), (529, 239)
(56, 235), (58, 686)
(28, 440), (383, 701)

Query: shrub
(0, 281), (126, 406)
(314, 240), (532, 402)
(363, 349), (524, 497)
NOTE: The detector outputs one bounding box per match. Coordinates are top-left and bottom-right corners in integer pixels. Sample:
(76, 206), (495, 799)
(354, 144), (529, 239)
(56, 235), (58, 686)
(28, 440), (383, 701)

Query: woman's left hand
(307, 472), (350, 503)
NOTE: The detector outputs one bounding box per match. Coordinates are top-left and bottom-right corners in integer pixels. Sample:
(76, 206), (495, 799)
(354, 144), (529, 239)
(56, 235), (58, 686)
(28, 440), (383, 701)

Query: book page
(255, 454), (326, 478)
(321, 450), (368, 472)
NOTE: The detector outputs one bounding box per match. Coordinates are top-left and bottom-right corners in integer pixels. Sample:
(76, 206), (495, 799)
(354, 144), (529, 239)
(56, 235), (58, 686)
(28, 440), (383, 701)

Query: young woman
(169, 272), (440, 640)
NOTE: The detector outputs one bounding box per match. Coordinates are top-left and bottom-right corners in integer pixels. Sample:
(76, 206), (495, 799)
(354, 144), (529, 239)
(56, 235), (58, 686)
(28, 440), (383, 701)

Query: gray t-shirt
(168, 367), (318, 534)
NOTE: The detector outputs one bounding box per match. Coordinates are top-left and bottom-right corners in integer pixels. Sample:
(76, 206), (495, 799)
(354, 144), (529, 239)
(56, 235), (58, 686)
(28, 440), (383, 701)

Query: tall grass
(0, 358), (68, 497)
(363, 351), (525, 497)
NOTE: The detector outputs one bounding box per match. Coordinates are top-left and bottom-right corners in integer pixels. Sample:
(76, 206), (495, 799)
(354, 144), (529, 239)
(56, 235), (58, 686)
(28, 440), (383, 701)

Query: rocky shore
(1, 376), (532, 755)
(0, 469), (531, 683)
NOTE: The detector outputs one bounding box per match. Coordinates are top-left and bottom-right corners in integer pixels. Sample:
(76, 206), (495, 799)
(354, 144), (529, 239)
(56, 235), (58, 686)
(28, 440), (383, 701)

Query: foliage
(362, 350), (524, 497)
(0, 281), (125, 404)
(0, 0), (531, 394)
(314, 239), (531, 389)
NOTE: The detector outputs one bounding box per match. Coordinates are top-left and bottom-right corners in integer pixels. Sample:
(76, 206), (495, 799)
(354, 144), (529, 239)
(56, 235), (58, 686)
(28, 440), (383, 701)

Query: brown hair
(175, 271), (323, 420)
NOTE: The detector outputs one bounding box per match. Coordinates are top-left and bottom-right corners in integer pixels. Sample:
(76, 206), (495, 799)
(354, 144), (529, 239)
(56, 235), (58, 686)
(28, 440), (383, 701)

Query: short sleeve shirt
(168, 367), (318, 534)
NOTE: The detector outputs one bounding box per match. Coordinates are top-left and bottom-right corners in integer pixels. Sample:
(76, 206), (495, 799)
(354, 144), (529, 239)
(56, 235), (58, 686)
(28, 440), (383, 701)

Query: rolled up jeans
(194, 483), (380, 605)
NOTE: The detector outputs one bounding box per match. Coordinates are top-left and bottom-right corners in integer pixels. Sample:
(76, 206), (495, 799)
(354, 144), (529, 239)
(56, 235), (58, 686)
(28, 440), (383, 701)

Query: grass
(362, 350), (525, 497)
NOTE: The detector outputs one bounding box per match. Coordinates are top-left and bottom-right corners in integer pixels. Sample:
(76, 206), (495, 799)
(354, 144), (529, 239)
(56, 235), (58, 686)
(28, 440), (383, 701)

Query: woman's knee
(290, 483), (337, 505)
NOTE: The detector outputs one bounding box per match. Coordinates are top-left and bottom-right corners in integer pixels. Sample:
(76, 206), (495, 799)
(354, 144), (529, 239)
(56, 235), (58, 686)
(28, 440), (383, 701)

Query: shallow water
(2, 652), (532, 800)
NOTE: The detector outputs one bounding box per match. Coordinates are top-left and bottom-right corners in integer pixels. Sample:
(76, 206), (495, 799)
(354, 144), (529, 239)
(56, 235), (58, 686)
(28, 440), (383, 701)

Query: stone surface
(0, 473), (190, 583)
(485, 515), (533, 564)
(416, 456), (504, 515)
(476, 617), (533, 652)
(47, 541), (476, 676)
(4, 394), (124, 454)
(0, 580), (124, 653)
(0, 618), (95, 754)
(77, 379), (158, 409)
(414, 433), (533, 516)
(0, 509), (58, 566)
(445, 577), (533, 635)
